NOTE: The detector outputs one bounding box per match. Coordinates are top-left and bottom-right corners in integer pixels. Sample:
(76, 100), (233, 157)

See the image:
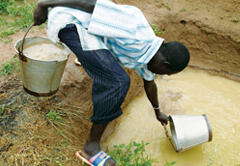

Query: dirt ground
(0, 0), (240, 165)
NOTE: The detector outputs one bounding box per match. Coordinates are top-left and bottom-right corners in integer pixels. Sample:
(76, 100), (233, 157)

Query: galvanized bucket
(164, 114), (212, 152)
(14, 24), (70, 97)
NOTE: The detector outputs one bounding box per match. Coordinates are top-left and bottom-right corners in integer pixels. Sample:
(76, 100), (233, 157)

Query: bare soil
(0, 0), (239, 165)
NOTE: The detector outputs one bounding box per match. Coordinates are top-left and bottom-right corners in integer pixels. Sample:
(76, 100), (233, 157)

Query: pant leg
(58, 24), (130, 124)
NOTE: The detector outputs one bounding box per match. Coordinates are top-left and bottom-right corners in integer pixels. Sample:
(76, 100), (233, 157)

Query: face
(148, 62), (179, 75)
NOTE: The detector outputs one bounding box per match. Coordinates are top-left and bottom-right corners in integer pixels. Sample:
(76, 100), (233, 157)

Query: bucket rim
(202, 114), (213, 142)
(169, 116), (181, 152)
(14, 36), (70, 63)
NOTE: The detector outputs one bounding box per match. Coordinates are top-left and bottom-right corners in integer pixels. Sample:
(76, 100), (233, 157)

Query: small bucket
(14, 24), (70, 97)
(164, 114), (212, 152)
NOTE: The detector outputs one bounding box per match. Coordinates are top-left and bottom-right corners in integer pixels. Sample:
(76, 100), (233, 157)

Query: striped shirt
(47, 0), (164, 81)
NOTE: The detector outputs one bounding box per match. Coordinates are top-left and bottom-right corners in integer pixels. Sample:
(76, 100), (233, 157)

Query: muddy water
(23, 41), (68, 61)
(102, 68), (240, 166)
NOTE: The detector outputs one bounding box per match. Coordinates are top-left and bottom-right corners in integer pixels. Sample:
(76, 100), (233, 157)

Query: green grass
(105, 141), (176, 166)
(0, 57), (19, 76)
(106, 141), (154, 166)
(0, 104), (6, 115)
(151, 24), (166, 36)
(55, 160), (64, 166)
(164, 161), (176, 166)
(0, 0), (38, 42)
(0, 0), (12, 14)
(163, 2), (171, 11)
(180, 8), (186, 12)
(46, 110), (72, 142)
(231, 17), (239, 23)
(46, 110), (63, 122)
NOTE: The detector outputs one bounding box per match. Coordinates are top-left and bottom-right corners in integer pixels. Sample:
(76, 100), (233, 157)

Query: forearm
(143, 79), (159, 109)
(144, 79), (169, 124)
(38, 0), (97, 13)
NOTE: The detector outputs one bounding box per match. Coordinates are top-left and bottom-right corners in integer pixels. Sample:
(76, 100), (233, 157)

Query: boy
(34, 0), (190, 165)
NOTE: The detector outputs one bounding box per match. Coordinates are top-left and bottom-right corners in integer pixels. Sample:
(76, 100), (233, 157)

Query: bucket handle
(18, 24), (34, 62)
(163, 124), (175, 150)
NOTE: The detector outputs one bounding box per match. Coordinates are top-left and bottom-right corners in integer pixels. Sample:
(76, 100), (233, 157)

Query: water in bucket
(23, 41), (69, 61)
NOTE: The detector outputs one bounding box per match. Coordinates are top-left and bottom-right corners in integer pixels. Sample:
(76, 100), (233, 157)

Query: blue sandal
(76, 150), (112, 166)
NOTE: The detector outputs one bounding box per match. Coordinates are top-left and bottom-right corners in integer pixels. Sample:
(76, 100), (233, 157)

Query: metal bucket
(14, 25), (70, 97)
(164, 114), (212, 152)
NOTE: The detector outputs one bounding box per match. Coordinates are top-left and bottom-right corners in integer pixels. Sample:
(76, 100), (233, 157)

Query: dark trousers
(58, 24), (130, 124)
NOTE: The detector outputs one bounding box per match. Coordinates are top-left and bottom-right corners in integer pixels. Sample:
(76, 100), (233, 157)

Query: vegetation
(0, 0), (43, 42)
(151, 24), (166, 36)
(107, 141), (153, 166)
(231, 17), (239, 23)
(46, 110), (65, 136)
(164, 161), (177, 166)
(0, 104), (6, 115)
(46, 110), (76, 143)
(180, 8), (186, 12)
(46, 110), (63, 123)
(0, 0), (11, 14)
(106, 141), (176, 166)
(163, 2), (171, 11)
(0, 57), (19, 76)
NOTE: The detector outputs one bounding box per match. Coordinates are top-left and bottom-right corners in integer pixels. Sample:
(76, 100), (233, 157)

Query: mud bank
(115, 0), (240, 80)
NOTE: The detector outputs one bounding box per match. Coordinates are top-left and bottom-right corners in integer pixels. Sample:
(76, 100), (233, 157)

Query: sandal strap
(88, 151), (111, 166)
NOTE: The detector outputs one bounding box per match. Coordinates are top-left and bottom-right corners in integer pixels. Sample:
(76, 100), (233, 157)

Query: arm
(143, 79), (169, 125)
(33, 0), (97, 25)
(38, 0), (96, 12)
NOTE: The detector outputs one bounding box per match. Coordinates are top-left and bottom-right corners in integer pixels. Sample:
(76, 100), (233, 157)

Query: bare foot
(77, 123), (116, 166)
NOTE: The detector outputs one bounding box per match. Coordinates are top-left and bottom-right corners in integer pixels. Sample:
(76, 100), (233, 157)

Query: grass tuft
(180, 8), (186, 12)
(0, 0), (12, 14)
(151, 24), (166, 36)
(46, 110), (62, 123)
(164, 161), (176, 166)
(163, 2), (171, 11)
(231, 17), (239, 23)
(105, 141), (176, 166)
(106, 141), (153, 166)
(0, 57), (19, 76)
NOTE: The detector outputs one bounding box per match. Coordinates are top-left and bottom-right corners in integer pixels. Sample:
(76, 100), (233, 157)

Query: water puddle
(102, 68), (240, 166)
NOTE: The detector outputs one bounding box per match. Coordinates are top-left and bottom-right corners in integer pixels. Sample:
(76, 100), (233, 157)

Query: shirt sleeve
(134, 65), (155, 81)
(88, 0), (154, 40)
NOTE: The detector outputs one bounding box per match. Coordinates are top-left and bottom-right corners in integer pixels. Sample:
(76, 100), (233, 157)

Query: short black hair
(159, 41), (190, 71)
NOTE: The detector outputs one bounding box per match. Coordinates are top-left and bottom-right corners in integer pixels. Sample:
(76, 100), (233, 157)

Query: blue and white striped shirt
(47, 0), (164, 81)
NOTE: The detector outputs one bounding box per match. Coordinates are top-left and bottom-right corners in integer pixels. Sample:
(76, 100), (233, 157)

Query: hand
(33, 3), (48, 26)
(155, 110), (169, 125)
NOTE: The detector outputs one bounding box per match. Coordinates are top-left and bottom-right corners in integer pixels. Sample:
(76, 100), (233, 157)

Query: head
(147, 41), (190, 75)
